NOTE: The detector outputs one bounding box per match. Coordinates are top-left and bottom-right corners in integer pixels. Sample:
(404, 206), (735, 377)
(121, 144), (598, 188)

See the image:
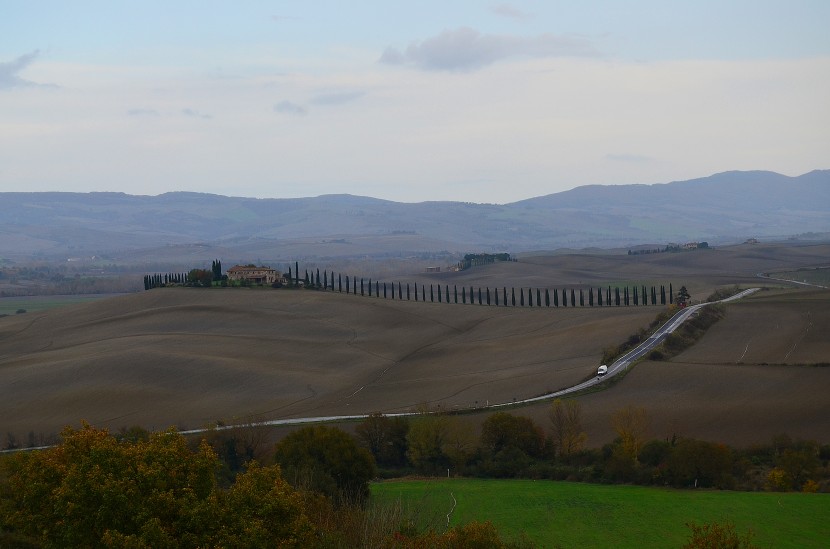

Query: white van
(597, 365), (608, 377)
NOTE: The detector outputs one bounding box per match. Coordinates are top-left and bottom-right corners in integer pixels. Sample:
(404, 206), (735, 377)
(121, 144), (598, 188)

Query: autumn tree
(3, 423), (312, 548)
(274, 425), (376, 503)
(611, 405), (650, 465)
(355, 413), (409, 468)
(548, 399), (587, 459)
(406, 412), (452, 474)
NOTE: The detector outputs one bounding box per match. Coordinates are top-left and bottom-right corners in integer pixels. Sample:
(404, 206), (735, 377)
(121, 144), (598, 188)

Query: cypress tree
(399, 283), (403, 299)
(615, 287), (620, 306)
(511, 288), (516, 306)
(346, 276), (350, 293)
(423, 285), (426, 303)
(445, 285), (449, 303)
(562, 289), (567, 307)
(462, 286), (466, 304)
(437, 284), (442, 303)
(454, 285), (458, 304)
(669, 283), (673, 304)
(324, 270), (328, 290)
(598, 287), (603, 307)
(316, 268), (321, 288)
(503, 287), (507, 307)
(295, 261), (299, 286)
(545, 289), (550, 307)
(589, 288), (594, 306)
(651, 286), (657, 305)
(571, 289), (576, 306)
(470, 286), (474, 305)
(407, 283), (411, 300)
(368, 279), (373, 297)
(478, 287), (482, 305)
(384, 283), (387, 299)
(486, 287), (491, 305)
(553, 288), (559, 307)
(661, 285), (666, 305)
(430, 284), (434, 302)
(414, 283), (418, 301)
(495, 287), (499, 306)
(288, 267), (293, 287)
(305, 270), (310, 287)
(633, 286), (638, 305)
(520, 289), (525, 307)
(580, 289), (585, 307)
(361, 278), (364, 296)
(537, 288), (542, 307)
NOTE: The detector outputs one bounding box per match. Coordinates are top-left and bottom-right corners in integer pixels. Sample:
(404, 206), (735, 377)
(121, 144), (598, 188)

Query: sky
(1, 1), (828, 204)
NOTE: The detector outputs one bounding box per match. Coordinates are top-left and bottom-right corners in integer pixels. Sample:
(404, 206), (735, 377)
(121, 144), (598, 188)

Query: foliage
(480, 412), (546, 459)
(548, 399), (587, 458)
(1, 423), (312, 548)
(356, 413), (410, 468)
(611, 406), (650, 465)
(274, 425), (376, 503)
(406, 413), (453, 474)
(682, 520), (758, 549)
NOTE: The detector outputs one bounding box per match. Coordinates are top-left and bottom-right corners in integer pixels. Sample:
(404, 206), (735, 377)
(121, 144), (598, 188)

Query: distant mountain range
(1, 170), (828, 263)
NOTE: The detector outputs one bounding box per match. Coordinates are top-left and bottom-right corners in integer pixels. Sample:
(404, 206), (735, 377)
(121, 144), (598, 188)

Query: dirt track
(1, 242), (828, 446)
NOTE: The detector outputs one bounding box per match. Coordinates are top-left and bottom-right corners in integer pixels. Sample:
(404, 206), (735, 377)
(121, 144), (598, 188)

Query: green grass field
(372, 478), (829, 548)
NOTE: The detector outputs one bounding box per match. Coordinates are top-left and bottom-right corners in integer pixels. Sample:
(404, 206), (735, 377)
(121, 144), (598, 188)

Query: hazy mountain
(1, 170), (827, 262)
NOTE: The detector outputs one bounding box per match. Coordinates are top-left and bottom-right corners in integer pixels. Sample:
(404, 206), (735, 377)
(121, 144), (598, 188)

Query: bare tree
(549, 399), (587, 458)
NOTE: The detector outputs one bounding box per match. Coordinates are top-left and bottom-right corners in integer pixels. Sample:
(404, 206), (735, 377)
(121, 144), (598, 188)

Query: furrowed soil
(1, 241), (828, 445)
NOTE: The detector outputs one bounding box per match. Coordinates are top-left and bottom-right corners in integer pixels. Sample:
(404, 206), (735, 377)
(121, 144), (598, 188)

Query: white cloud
(379, 27), (598, 71)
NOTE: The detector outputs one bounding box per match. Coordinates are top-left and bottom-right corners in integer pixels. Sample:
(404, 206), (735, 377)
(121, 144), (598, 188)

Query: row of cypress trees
(303, 267), (675, 308)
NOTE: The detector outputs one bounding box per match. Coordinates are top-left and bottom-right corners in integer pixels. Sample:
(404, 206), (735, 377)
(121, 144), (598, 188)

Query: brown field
(1, 241), (828, 446)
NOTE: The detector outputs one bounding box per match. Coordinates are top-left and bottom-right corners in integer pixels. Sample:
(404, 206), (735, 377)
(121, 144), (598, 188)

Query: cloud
(182, 108), (212, 119)
(379, 27), (598, 72)
(310, 90), (366, 106)
(127, 108), (160, 117)
(273, 100), (307, 115)
(491, 3), (531, 20)
(0, 50), (55, 90)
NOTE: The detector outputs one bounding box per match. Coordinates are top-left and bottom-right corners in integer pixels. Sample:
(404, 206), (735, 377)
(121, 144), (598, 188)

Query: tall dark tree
(511, 287), (516, 306)
(503, 287), (507, 307)
(414, 283), (418, 301)
(461, 286), (466, 304)
(571, 289), (576, 307)
(597, 287), (603, 307)
(407, 283), (411, 300)
(495, 287), (499, 306)
(633, 286), (638, 305)
(520, 289), (525, 307)
(562, 289), (567, 307)
(445, 285), (449, 303)
(651, 286), (657, 305)
(454, 285), (458, 304)
(615, 287), (621, 306)
(346, 276), (350, 294)
(624, 286), (629, 306)
(537, 288), (542, 307)
(295, 261), (299, 286)
(305, 270), (310, 287)
(528, 288), (533, 307)
(470, 286), (475, 304)
(669, 283), (674, 304)
(579, 289), (585, 307)
(437, 284), (442, 303)
(422, 285), (426, 303)
(486, 287), (491, 305)
(384, 283), (387, 298)
(288, 267), (293, 287)
(545, 289), (551, 307)
(368, 279), (373, 296)
(553, 288), (559, 307)
(661, 285), (666, 305)
(430, 284), (434, 302)
(316, 268), (321, 288)
(478, 287), (483, 305)
(588, 288), (594, 306)
(324, 270), (328, 290)
(400, 283), (403, 300)
(338, 274), (342, 292)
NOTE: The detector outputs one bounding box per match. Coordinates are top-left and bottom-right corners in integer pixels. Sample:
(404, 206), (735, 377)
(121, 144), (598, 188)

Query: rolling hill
(2, 242), (828, 446)
(1, 170), (827, 263)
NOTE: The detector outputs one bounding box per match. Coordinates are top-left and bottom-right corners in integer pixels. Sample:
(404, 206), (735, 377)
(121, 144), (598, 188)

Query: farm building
(226, 265), (282, 285)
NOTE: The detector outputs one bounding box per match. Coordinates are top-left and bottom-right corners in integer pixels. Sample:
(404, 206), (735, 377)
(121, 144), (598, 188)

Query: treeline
(346, 405), (830, 493)
(457, 253), (512, 271)
(145, 259), (687, 310)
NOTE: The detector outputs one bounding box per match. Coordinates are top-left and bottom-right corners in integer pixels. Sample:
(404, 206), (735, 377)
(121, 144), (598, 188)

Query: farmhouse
(226, 265), (282, 285)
